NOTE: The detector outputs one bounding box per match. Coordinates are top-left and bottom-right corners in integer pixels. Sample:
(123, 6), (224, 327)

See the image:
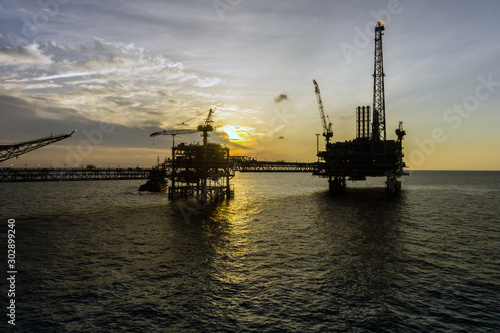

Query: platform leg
(385, 172), (401, 193)
(329, 176), (346, 192)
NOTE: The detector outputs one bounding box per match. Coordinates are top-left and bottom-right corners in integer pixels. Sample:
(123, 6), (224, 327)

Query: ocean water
(0, 171), (499, 332)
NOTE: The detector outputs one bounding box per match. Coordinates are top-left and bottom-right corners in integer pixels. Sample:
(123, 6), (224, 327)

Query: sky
(0, 0), (499, 170)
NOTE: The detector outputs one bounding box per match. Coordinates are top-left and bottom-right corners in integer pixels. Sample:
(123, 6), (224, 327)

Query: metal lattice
(0, 131), (74, 163)
(372, 22), (386, 142)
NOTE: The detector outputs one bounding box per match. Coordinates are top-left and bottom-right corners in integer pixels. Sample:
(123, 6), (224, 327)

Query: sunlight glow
(218, 125), (255, 144)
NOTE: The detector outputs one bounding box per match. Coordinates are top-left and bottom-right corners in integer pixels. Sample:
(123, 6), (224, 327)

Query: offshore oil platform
(1, 21), (407, 198)
(313, 21), (407, 192)
(148, 108), (234, 201)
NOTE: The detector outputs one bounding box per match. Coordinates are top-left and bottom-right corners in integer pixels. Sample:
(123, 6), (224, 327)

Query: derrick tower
(372, 21), (386, 142)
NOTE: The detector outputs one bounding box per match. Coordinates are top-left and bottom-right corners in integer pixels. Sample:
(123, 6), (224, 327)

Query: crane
(0, 131), (74, 163)
(313, 80), (333, 144)
(150, 108), (215, 147)
(197, 107), (215, 146)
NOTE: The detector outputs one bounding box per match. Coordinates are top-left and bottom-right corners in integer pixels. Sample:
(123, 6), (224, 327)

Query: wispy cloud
(0, 37), (225, 129)
(34, 72), (97, 81)
(6, 71), (96, 82)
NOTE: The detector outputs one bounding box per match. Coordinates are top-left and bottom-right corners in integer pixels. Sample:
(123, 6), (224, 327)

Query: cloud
(34, 72), (97, 81)
(0, 37), (225, 130)
(195, 77), (223, 88)
(0, 42), (53, 67)
(0, 94), (160, 150)
(273, 93), (289, 104)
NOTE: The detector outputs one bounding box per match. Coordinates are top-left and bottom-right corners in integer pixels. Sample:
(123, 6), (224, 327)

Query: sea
(0, 171), (499, 332)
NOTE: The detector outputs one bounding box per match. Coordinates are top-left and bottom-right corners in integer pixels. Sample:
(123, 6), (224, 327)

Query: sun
(221, 126), (242, 140)
(218, 125), (255, 144)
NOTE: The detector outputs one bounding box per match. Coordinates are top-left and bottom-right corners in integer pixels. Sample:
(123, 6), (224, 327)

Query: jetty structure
(313, 21), (408, 192)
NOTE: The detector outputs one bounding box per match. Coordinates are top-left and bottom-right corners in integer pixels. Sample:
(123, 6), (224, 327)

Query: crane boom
(149, 108), (216, 147)
(313, 80), (333, 143)
(150, 129), (199, 137)
(204, 108), (214, 126)
(0, 131), (74, 163)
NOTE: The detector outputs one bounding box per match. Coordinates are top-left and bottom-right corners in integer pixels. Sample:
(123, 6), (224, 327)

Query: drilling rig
(314, 21), (407, 192)
(147, 108), (234, 200)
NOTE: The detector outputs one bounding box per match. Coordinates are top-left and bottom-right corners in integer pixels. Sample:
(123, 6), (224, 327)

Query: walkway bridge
(231, 157), (316, 172)
(0, 158), (317, 182)
(0, 167), (151, 182)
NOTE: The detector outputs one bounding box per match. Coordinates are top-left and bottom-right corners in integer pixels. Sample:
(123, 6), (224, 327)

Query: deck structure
(164, 142), (234, 201)
(315, 121), (407, 191)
